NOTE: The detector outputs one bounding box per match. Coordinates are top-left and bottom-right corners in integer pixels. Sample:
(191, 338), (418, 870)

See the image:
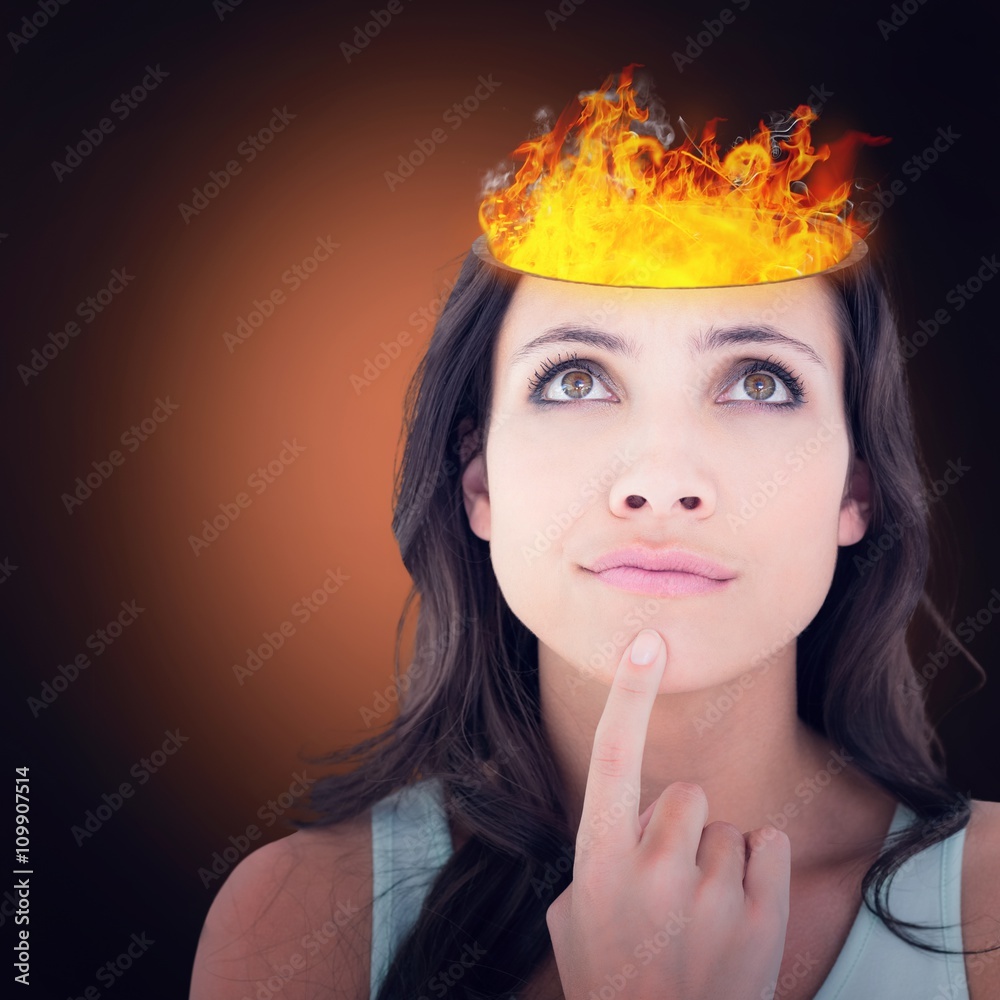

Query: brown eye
(527, 354), (617, 403)
(561, 370), (594, 399)
(718, 360), (801, 407)
(743, 372), (776, 401)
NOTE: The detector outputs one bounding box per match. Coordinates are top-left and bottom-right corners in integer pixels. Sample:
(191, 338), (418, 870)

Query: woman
(189, 72), (1000, 1000)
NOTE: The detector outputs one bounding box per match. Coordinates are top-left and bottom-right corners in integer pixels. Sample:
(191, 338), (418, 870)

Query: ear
(838, 455), (872, 546)
(461, 451), (491, 541)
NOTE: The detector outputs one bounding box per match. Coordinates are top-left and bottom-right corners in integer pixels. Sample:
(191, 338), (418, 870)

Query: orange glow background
(5, 1), (998, 995)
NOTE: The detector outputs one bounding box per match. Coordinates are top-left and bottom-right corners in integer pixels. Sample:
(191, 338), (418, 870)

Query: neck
(536, 640), (891, 872)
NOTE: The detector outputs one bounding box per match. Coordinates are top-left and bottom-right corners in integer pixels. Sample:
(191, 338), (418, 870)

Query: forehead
(495, 272), (845, 370)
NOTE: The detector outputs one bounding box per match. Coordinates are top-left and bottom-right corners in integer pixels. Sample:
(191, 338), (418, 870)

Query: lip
(584, 546), (736, 597)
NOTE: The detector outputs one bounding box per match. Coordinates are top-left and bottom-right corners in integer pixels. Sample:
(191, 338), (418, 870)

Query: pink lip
(584, 546), (736, 598)
(590, 566), (732, 597)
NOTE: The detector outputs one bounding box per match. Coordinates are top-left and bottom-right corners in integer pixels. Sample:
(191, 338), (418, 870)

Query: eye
(718, 357), (806, 408)
(525, 352), (807, 408)
(526, 353), (617, 403)
(723, 371), (789, 404)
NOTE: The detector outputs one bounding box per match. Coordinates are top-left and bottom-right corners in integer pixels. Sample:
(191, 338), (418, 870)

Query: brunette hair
(295, 244), (997, 997)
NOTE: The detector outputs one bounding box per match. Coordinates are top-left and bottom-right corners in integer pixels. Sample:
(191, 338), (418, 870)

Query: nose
(607, 421), (717, 518)
(624, 493), (701, 511)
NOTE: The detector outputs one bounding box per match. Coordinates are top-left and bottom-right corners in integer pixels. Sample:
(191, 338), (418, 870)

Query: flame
(478, 64), (890, 287)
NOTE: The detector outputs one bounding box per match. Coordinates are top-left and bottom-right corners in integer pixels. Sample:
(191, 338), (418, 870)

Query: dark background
(4, 0), (998, 996)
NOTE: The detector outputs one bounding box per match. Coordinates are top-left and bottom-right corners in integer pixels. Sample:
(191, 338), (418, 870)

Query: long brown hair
(296, 244), (998, 998)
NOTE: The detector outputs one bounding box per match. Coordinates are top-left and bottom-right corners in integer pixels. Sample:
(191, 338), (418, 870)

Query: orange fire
(478, 64), (889, 287)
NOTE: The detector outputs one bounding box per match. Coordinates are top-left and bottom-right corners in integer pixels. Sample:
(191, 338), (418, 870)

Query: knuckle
(750, 826), (790, 851)
(589, 740), (629, 779)
(546, 884), (575, 922)
(666, 780), (708, 806)
(706, 819), (744, 840)
(613, 679), (650, 697)
(700, 825), (746, 861)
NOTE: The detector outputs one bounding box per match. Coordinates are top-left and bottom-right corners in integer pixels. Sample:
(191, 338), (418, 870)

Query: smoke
(529, 105), (555, 138)
(479, 162), (514, 199)
(760, 108), (800, 159)
(626, 67), (676, 149)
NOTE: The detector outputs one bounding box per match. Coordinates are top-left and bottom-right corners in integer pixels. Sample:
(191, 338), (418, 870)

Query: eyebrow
(508, 323), (828, 372)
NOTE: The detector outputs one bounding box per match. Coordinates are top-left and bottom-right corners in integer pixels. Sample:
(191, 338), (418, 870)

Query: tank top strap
(369, 777), (453, 999)
(814, 801), (970, 1000)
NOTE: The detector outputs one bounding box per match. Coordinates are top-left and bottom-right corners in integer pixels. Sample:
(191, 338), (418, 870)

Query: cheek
(481, 410), (853, 692)
(483, 427), (601, 626)
(728, 418), (850, 607)
(487, 419), (639, 558)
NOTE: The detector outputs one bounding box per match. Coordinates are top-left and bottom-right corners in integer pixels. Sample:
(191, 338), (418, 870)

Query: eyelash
(526, 352), (807, 409)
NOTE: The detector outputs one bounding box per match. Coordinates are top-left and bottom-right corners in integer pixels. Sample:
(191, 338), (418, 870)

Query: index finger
(577, 628), (665, 860)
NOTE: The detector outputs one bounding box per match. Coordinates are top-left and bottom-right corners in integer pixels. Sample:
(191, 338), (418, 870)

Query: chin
(555, 624), (738, 689)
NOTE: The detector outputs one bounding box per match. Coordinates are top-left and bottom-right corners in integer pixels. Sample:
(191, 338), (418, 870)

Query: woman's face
(461, 271), (871, 693)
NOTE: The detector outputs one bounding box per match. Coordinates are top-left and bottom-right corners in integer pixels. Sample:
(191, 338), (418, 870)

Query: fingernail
(630, 629), (661, 665)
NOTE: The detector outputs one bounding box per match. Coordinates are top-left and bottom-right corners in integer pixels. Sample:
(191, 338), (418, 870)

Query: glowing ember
(477, 63), (889, 287)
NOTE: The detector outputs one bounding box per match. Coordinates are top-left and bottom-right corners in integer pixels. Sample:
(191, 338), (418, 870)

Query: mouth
(584, 565), (733, 597)
(583, 545), (737, 596)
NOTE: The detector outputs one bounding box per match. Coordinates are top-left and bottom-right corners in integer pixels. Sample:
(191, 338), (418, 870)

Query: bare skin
(459, 272), (889, 998)
(189, 269), (1000, 1000)
(447, 647), (898, 1000)
(547, 628), (793, 999)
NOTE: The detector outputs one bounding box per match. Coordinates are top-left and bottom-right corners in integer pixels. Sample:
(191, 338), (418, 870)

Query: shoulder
(189, 810), (374, 1000)
(961, 799), (1000, 1000)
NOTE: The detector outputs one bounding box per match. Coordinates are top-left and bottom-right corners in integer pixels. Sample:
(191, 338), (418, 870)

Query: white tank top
(369, 777), (970, 999)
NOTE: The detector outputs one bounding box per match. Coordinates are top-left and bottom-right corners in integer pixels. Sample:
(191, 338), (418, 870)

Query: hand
(545, 628), (791, 1000)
